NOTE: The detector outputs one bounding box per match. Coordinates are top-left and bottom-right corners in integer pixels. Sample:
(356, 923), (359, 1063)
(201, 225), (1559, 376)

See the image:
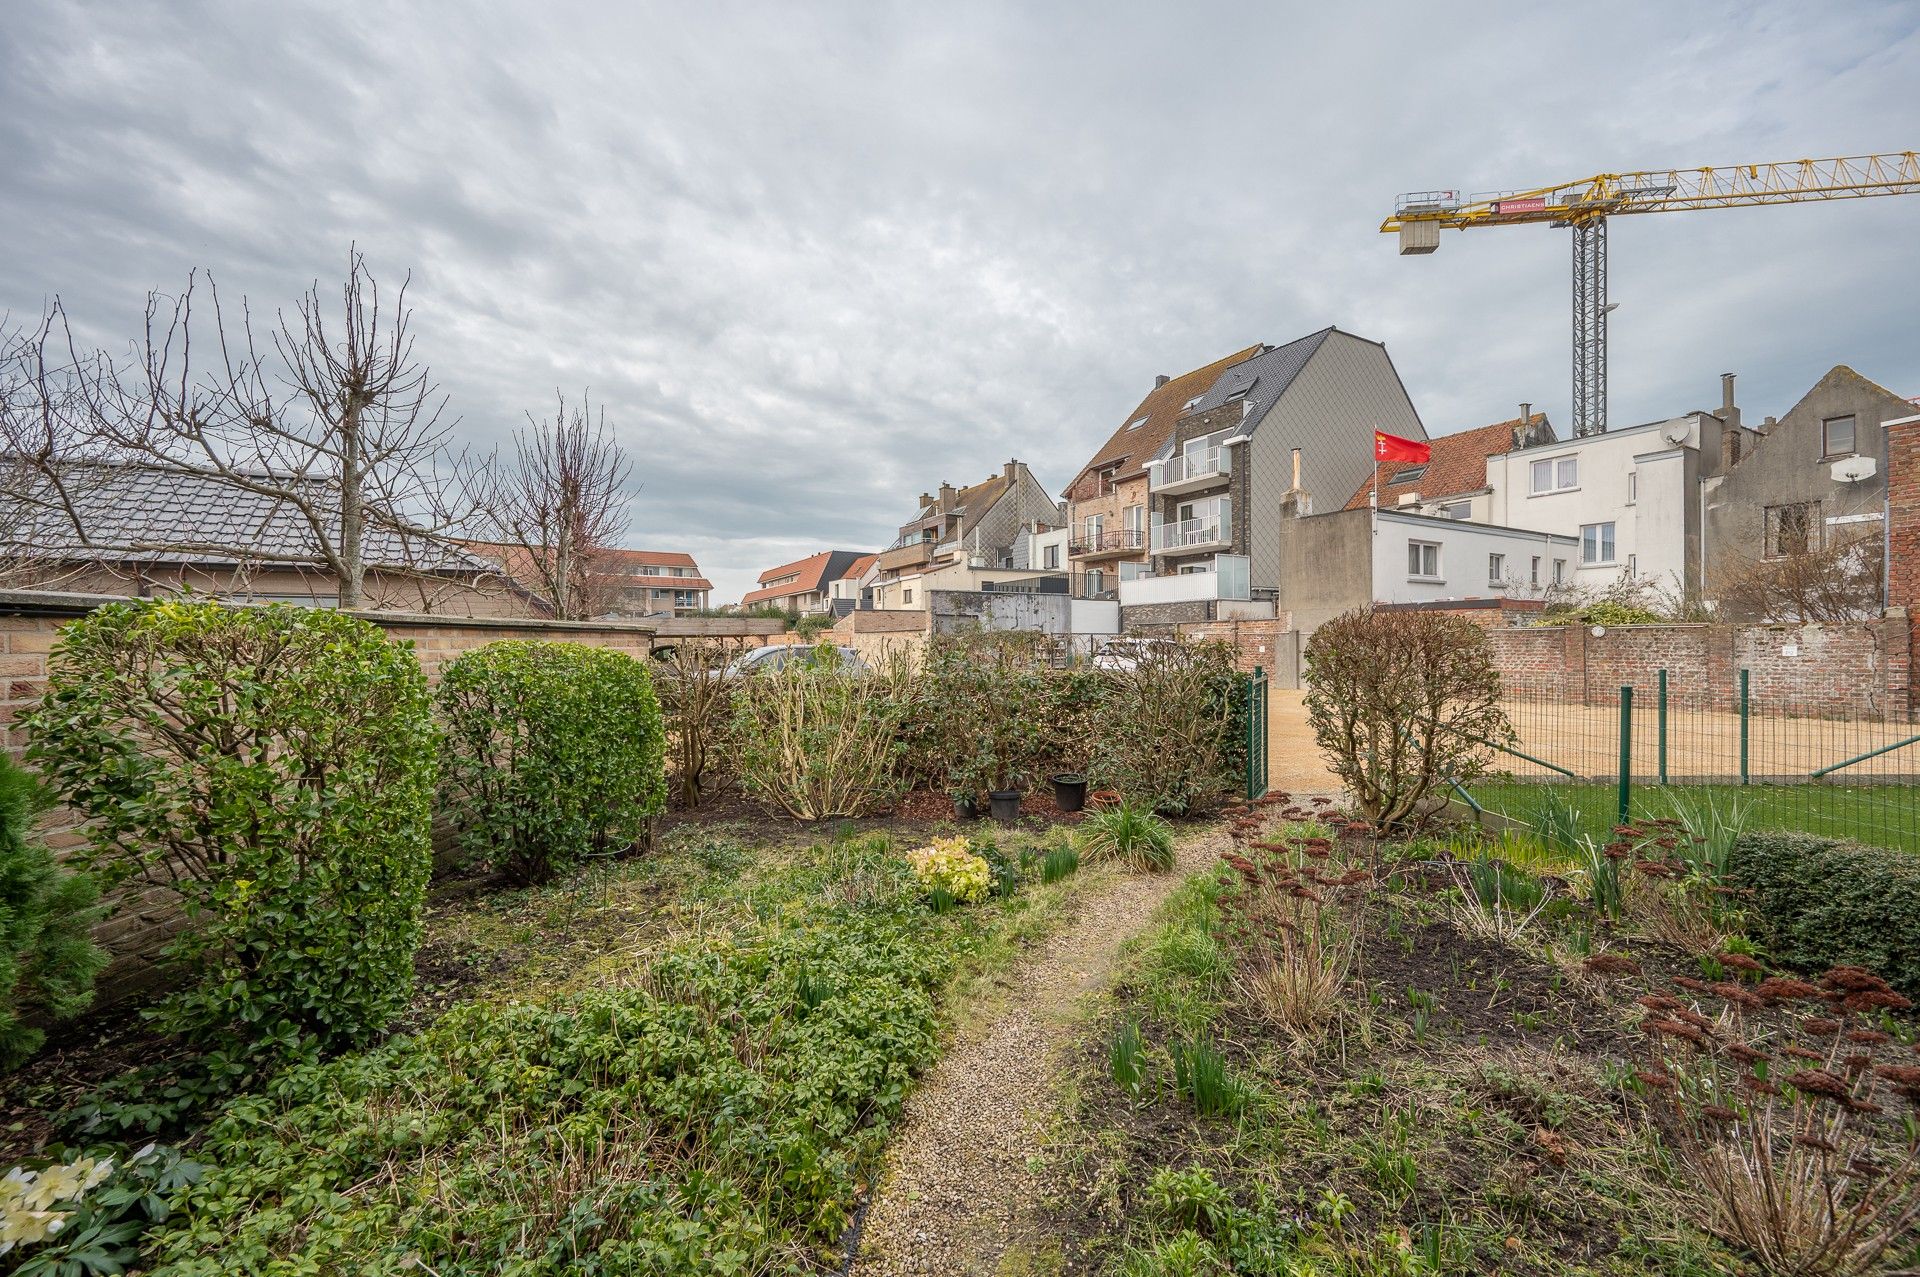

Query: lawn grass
(1468, 778), (1917, 851)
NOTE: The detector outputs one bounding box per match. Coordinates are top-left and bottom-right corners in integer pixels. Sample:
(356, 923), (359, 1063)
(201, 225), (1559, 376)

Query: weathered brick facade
(1888, 414), (1920, 711)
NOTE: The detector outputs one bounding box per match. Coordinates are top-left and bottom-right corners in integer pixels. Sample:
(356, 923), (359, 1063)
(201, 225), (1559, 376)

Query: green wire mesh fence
(1463, 666), (1918, 852)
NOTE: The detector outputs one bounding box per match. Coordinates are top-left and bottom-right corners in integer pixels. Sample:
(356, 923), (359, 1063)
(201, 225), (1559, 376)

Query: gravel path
(849, 827), (1229, 1276)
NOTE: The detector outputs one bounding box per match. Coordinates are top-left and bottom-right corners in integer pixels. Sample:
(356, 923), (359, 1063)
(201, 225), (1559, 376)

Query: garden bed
(1018, 802), (1920, 1276)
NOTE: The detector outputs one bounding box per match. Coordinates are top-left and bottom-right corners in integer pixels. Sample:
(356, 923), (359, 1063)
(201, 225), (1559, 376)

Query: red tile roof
(742, 550), (861, 606)
(843, 553), (878, 580)
(1070, 345), (1266, 495)
(1343, 413), (1553, 511)
(600, 548), (700, 570)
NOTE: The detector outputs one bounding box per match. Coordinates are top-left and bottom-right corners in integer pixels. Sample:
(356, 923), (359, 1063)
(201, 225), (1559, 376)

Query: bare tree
(47, 249), (480, 609)
(1716, 535), (1885, 623)
(467, 390), (632, 619)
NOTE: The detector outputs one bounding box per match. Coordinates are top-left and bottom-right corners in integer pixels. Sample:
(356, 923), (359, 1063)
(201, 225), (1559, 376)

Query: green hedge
(438, 640), (666, 884)
(1727, 831), (1920, 994)
(0, 752), (105, 1068)
(25, 600), (436, 1059)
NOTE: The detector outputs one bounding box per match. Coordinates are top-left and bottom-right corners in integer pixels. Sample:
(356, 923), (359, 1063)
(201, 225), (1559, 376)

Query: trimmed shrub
(1304, 608), (1510, 830)
(1727, 831), (1920, 994)
(0, 753), (106, 1069)
(438, 640), (667, 884)
(24, 600), (435, 1059)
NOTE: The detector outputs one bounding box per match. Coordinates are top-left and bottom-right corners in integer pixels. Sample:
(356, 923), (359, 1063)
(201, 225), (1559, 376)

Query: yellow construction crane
(1381, 152), (1920, 435)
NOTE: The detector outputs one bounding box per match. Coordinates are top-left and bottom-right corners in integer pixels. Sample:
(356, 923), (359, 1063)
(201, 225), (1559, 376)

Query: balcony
(1068, 527), (1145, 559)
(1118, 555), (1252, 606)
(876, 540), (936, 572)
(1150, 446), (1232, 495)
(1151, 510), (1232, 554)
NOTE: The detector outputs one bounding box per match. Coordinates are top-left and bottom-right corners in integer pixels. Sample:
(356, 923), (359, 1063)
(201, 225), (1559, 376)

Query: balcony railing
(1068, 527), (1145, 557)
(1151, 511), (1232, 553)
(1151, 447), (1231, 491)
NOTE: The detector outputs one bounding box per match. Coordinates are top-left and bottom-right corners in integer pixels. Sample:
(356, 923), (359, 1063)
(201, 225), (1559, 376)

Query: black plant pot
(952, 793), (980, 821)
(1050, 773), (1088, 813)
(988, 790), (1023, 826)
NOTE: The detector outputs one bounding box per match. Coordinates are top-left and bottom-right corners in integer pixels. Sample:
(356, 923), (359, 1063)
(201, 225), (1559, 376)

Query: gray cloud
(3, 0), (1916, 602)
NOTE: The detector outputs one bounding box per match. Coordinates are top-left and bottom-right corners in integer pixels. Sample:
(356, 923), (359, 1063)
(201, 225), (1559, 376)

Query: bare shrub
(1218, 818), (1369, 1050)
(1089, 639), (1240, 814)
(1304, 608), (1511, 831)
(1634, 965), (1920, 1275)
(731, 654), (911, 820)
(1716, 535), (1884, 624)
(655, 637), (750, 808)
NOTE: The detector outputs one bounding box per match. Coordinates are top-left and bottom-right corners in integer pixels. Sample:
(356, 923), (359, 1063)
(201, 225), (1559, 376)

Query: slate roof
(3, 459), (495, 574)
(1169, 327), (1338, 448)
(1073, 344), (1264, 489)
(1342, 413), (1555, 511)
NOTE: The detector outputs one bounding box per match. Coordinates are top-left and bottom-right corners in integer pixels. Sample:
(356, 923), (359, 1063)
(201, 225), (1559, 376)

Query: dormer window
(1224, 378), (1258, 403)
(1182, 394), (1204, 412)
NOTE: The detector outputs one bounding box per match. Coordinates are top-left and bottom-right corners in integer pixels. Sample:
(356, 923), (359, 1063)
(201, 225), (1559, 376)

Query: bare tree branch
(465, 389), (632, 620)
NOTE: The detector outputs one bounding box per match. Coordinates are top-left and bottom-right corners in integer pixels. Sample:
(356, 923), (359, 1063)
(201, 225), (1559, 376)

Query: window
(1123, 503), (1144, 534)
(1042, 544), (1060, 570)
(1488, 552), (1505, 583)
(1552, 559), (1567, 584)
(1393, 466), (1427, 484)
(1765, 502), (1819, 558)
(1822, 415), (1856, 458)
(1530, 556), (1540, 586)
(1407, 541), (1441, 579)
(1085, 569), (1105, 595)
(902, 588), (914, 605)
(1626, 554), (1637, 579)
(1178, 563), (1211, 575)
(1580, 521), (1616, 565)
(1530, 455), (1579, 494)
(1084, 513), (1105, 541)
(1097, 465), (1119, 496)
(1182, 394), (1204, 411)
(1626, 471), (1637, 504)
(1126, 415), (1148, 431)
(1440, 502), (1470, 520)
(1224, 378), (1257, 402)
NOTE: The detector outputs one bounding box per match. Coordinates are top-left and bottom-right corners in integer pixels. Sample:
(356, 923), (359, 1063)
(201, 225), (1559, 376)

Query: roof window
(1392, 465), (1427, 483)
(1126, 416), (1149, 431)
(1224, 378), (1258, 402)
(1182, 394), (1204, 411)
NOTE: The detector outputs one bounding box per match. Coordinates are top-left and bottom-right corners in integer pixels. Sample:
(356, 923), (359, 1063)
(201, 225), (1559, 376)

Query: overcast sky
(3, 2), (1916, 603)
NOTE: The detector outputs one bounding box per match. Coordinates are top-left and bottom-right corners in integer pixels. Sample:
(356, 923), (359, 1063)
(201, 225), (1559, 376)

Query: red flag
(1374, 430), (1431, 464)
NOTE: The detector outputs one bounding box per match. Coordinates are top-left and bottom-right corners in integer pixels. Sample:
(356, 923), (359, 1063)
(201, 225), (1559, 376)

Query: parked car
(727, 644), (868, 676)
(1090, 637), (1181, 672)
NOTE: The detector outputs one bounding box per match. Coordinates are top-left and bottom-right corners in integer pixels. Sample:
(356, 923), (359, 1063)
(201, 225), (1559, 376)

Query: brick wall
(1889, 415), (1920, 711)
(1177, 617), (1295, 679)
(1480, 615), (1909, 719)
(0, 591), (664, 1003)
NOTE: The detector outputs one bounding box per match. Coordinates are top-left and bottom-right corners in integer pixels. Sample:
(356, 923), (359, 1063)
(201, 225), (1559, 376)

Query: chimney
(1515, 403), (1533, 447)
(1720, 373), (1742, 431)
(1003, 459), (1020, 483)
(1155, 374), (1170, 387)
(919, 491), (933, 510)
(1279, 447), (1313, 518)
(938, 481), (957, 513)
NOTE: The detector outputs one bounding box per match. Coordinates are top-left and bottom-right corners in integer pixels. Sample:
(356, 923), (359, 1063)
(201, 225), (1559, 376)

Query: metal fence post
(1738, 668), (1750, 786)
(1244, 667), (1268, 801)
(1617, 685), (1633, 826)
(1657, 667), (1668, 786)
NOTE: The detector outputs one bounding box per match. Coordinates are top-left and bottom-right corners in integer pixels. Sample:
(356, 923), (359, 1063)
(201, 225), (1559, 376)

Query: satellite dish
(1831, 455), (1877, 484)
(1662, 423), (1691, 446)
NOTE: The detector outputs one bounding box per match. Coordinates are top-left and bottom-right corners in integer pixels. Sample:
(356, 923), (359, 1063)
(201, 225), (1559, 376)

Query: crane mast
(1381, 152), (1920, 436)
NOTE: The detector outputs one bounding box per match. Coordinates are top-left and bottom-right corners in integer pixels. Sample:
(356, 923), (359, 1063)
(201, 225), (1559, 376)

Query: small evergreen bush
(1727, 831), (1920, 994)
(438, 640), (666, 884)
(25, 600), (436, 1060)
(0, 754), (106, 1069)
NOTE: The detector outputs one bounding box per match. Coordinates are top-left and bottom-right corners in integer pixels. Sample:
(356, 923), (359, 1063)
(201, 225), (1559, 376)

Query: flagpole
(1370, 434), (1380, 602)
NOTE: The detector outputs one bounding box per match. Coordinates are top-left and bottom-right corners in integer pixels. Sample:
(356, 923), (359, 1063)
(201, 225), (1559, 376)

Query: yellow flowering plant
(0, 1154), (113, 1256)
(905, 836), (992, 905)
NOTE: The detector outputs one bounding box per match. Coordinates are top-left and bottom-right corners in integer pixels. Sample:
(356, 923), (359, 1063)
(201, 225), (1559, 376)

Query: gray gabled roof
(1153, 328), (1338, 460)
(0, 459), (495, 575)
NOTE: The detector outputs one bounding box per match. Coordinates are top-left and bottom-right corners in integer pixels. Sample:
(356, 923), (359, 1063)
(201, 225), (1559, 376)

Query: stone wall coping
(0, 588), (657, 635)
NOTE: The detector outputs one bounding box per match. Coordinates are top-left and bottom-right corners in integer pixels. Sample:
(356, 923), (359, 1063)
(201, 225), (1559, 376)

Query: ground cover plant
(1025, 791), (1920, 1275)
(3, 808), (1100, 1274)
